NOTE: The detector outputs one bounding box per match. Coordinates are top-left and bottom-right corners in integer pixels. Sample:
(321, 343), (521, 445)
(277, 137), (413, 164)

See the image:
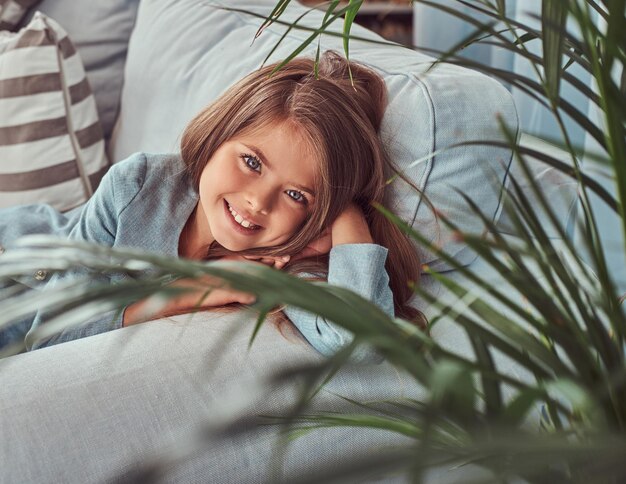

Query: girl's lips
(227, 201), (262, 227)
(223, 199), (262, 236)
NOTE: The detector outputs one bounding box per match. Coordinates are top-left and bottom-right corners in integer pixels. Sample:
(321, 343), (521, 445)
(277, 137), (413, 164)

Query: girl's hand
(168, 274), (257, 307)
(166, 254), (290, 308)
(123, 273), (258, 326)
(330, 202), (373, 246)
(221, 253), (291, 270)
(123, 257), (277, 326)
(291, 227), (332, 262)
(289, 202), (373, 262)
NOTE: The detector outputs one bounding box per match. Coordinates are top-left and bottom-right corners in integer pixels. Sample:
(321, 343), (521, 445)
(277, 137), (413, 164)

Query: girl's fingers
(227, 286), (256, 305)
(236, 292), (256, 305)
(273, 255), (291, 269)
(244, 255), (290, 267)
(229, 254), (290, 269)
(207, 288), (256, 306)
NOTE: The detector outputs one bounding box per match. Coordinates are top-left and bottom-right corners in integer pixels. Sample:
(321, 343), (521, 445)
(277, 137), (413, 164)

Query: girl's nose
(245, 185), (274, 214)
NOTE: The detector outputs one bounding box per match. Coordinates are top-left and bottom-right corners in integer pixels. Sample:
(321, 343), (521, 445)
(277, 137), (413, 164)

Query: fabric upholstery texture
(0, 311), (421, 483)
(0, 12), (109, 211)
(0, 0), (39, 31)
(110, 0), (519, 272)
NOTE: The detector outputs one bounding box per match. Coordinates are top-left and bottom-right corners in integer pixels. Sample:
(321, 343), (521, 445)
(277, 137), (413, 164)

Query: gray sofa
(0, 0), (581, 482)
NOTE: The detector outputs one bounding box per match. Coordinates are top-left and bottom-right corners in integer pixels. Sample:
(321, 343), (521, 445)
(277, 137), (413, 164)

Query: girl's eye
(286, 189), (308, 205)
(241, 153), (261, 172)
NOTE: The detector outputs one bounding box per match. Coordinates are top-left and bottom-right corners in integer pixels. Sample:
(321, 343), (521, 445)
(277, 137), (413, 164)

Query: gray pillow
(110, 0), (519, 271)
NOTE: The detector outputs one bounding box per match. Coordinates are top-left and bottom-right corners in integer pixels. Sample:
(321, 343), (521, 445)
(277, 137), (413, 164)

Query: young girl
(0, 51), (426, 359)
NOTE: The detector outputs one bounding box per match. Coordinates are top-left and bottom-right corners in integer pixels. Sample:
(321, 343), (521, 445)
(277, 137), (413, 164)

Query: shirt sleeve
(283, 243), (393, 363)
(25, 153), (147, 350)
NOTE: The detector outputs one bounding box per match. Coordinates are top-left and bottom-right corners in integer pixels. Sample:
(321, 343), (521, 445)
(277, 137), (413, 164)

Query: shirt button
(34, 270), (48, 281)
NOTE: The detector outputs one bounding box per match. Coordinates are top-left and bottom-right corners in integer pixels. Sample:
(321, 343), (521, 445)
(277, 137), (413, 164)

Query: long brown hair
(180, 51), (427, 331)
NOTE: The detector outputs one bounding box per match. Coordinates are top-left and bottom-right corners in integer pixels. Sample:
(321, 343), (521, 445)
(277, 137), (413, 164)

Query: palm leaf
(541, 0), (568, 100)
(341, 0), (362, 84)
(254, 0), (292, 40)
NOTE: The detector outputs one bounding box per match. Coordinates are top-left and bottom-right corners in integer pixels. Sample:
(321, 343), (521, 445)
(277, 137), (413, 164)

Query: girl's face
(196, 121), (319, 252)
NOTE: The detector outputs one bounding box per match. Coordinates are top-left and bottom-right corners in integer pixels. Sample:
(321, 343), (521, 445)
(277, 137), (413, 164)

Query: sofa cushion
(0, 12), (109, 211)
(22, 0), (140, 141)
(110, 0), (519, 271)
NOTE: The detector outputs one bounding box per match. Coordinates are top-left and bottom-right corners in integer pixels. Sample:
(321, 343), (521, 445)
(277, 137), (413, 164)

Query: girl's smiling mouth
(224, 199), (263, 234)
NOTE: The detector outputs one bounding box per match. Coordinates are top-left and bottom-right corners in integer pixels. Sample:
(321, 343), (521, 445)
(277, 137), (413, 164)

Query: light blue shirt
(0, 153), (393, 361)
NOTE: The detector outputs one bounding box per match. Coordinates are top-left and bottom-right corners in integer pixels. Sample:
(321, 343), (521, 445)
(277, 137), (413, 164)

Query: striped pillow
(0, 0), (40, 32)
(0, 11), (109, 212)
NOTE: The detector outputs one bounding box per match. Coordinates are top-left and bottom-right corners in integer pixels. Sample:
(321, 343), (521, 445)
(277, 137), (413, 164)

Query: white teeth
(228, 203), (258, 229)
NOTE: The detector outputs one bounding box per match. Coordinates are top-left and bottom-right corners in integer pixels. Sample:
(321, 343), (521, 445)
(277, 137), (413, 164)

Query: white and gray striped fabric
(0, 11), (109, 212)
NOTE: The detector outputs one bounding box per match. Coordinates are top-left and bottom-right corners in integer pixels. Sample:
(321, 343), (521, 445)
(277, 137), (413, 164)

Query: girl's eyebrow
(242, 143), (316, 197)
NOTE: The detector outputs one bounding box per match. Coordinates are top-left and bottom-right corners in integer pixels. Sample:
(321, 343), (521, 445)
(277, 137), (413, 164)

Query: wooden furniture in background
(299, 1), (413, 47)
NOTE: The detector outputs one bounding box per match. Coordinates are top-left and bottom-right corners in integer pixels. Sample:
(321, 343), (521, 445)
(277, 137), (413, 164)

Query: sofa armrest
(495, 133), (579, 238)
(0, 310), (422, 483)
